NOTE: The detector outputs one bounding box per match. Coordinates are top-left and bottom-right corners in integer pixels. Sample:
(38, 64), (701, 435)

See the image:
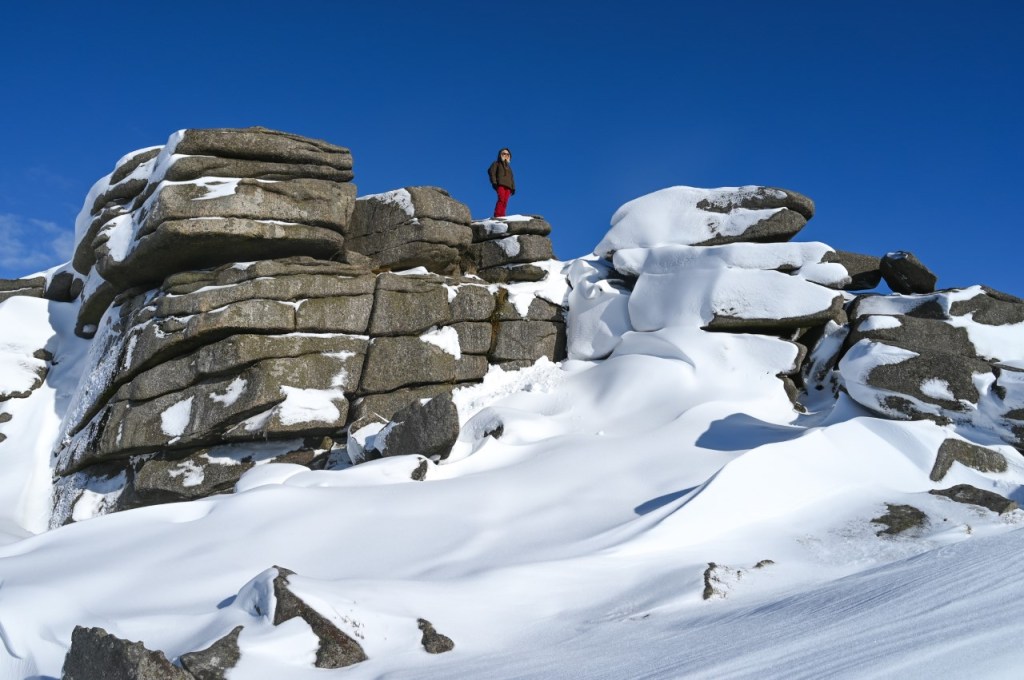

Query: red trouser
(494, 185), (511, 217)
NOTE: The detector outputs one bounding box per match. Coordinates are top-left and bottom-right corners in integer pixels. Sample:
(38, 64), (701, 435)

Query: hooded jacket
(488, 150), (516, 192)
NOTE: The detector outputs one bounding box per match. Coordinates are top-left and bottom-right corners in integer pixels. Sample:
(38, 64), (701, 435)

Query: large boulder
(348, 187), (473, 273)
(930, 438), (1008, 481)
(270, 567), (368, 669)
(825, 250), (882, 291)
(179, 626), (243, 680)
(172, 127), (353, 171)
(595, 185), (814, 256)
(370, 393), (460, 460)
(930, 484), (1019, 515)
(880, 251), (937, 294)
(62, 626), (191, 680)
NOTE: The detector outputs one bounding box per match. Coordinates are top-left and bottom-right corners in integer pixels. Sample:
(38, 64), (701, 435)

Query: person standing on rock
(488, 148), (515, 218)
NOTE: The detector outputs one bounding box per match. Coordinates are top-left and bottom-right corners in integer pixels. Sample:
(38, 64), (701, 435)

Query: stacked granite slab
(463, 215), (555, 283)
(70, 127), (356, 337)
(49, 127), (567, 523)
(348, 187), (474, 274)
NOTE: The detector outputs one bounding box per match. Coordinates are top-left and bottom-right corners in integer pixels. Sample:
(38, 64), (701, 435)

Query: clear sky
(1, 1), (1021, 295)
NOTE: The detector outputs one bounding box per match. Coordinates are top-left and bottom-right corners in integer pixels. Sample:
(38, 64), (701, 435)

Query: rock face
(832, 287), (1024, 449)
(179, 626), (243, 680)
(48, 127), (566, 524)
(930, 484), (1019, 515)
(0, 276), (45, 303)
(62, 626), (192, 680)
(271, 567), (368, 669)
(880, 250), (937, 294)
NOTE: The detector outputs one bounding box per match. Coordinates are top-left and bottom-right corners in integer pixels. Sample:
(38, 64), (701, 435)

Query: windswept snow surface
(2, 187), (1024, 678)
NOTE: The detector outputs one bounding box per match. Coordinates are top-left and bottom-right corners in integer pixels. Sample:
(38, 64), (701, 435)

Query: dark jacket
(488, 153), (515, 192)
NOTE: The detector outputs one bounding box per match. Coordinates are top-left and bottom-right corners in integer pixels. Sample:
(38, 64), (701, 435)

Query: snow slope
(0, 188), (1022, 678)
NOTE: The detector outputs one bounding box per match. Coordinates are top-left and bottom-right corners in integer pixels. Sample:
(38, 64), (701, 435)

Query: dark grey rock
(694, 185), (815, 221)
(97, 211), (353, 293)
(825, 250), (882, 291)
(411, 458), (430, 480)
(949, 287), (1024, 326)
(61, 625), (192, 680)
(371, 393), (460, 460)
(360, 336), (457, 394)
(0, 276), (45, 302)
(451, 322), (493, 354)
(470, 215), (551, 242)
(929, 484), (1019, 514)
(491, 321), (566, 363)
(162, 155), (353, 184)
(348, 187), (472, 274)
(706, 294), (845, 334)
(845, 314), (977, 358)
(696, 209), (807, 247)
(476, 264), (548, 284)
(496, 295), (565, 323)
(45, 269), (85, 302)
(121, 445), (317, 508)
(351, 384), (456, 424)
(294, 295), (374, 334)
(137, 178), (354, 238)
(880, 251), (937, 294)
(450, 285), (497, 321)
(271, 567), (367, 669)
(173, 127), (353, 171)
(119, 333), (367, 402)
(368, 273), (452, 336)
(871, 503), (927, 535)
(417, 618), (455, 654)
(75, 278), (119, 338)
(466, 234), (554, 270)
(179, 625), (243, 680)
(153, 270), (373, 318)
(930, 438), (1008, 481)
(863, 350), (992, 414)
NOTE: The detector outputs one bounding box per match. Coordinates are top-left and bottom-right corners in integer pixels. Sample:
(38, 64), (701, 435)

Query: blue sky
(2, 1), (1021, 295)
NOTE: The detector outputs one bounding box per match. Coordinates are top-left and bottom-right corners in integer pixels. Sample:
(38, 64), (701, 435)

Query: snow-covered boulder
(837, 287), (1024, 448)
(595, 185), (814, 256)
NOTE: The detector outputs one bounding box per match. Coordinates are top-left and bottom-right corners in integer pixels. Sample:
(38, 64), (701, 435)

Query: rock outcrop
(46, 127), (565, 524)
(816, 286), (1024, 449)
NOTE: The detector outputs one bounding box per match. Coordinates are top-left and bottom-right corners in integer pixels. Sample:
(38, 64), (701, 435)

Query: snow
(160, 396), (194, 438)
(596, 186), (789, 256)
(494, 235), (521, 256)
(359, 188), (415, 216)
(210, 376), (247, 406)
(2, 185), (1024, 679)
(0, 297), (54, 398)
(275, 387), (345, 426)
(167, 459), (205, 487)
(419, 326), (461, 359)
(920, 378), (956, 401)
